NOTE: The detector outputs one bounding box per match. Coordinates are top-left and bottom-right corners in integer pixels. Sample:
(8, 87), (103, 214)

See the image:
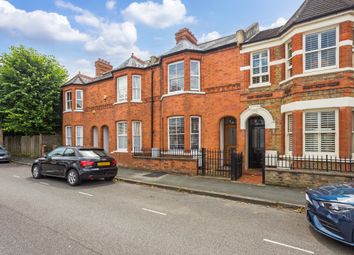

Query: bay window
(168, 61), (184, 93)
(286, 41), (293, 78)
(65, 91), (72, 111)
(132, 121), (142, 152)
(132, 75), (141, 101)
(75, 126), (83, 146)
(75, 90), (83, 110)
(304, 111), (336, 155)
(251, 50), (269, 86)
(117, 76), (127, 102)
(190, 116), (201, 150)
(285, 114), (292, 154)
(304, 28), (337, 71)
(65, 126), (72, 146)
(117, 121), (128, 152)
(168, 117), (184, 150)
(190, 60), (200, 91)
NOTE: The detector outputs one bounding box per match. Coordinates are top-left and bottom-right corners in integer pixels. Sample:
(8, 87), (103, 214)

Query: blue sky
(0, 0), (303, 77)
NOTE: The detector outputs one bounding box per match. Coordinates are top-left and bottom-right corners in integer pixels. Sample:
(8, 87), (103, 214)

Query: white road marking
(39, 182), (49, 186)
(263, 239), (314, 254)
(13, 175), (20, 178)
(142, 208), (167, 216)
(78, 192), (94, 197)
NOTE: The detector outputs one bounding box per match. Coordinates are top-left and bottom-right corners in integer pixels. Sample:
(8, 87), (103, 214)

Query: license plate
(97, 162), (110, 167)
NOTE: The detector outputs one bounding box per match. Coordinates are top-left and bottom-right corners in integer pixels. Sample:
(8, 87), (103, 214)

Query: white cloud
(122, 0), (195, 28)
(260, 17), (288, 30)
(198, 31), (221, 43)
(56, 1), (150, 65)
(105, 0), (116, 10)
(0, 1), (88, 42)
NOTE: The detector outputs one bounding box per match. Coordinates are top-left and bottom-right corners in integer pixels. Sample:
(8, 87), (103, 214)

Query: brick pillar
(292, 110), (303, 156)
(339, 107), (352, 158)
(291, 33), (303, 76)
(185, 55), (191, 91)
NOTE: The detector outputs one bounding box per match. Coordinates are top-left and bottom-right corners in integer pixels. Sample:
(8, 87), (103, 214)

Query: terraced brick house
(62, 0), (354, 183)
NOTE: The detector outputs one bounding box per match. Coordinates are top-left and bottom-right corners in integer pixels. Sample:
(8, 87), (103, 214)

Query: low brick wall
(112, 152), (198, 175)
(266, 168), (354, 188)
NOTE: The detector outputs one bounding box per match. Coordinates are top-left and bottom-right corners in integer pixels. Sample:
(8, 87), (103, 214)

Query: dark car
(306, 183), (354, 246)
(0, 145), (11, 163)
(31, 147), (118, 186)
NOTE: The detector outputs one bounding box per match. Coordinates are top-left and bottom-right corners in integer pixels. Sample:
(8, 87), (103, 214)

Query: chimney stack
(175, 28), (197, 45)
(95, 58), (113, 76)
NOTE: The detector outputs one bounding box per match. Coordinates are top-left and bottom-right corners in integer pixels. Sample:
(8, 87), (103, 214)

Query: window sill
(111, 150), (128, 153)
(249, 82), (271, 89)
(63, 110), (72, 113)
(161, 91), (205, 100)
(74, 109), (84, 112)
(303, 65), (338, 74)
(131, 100), (143, 103)
(114, 100), (128, 105)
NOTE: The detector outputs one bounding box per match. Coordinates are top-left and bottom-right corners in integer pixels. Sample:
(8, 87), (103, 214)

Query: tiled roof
(113, 54), (147, 70)
(163, 39), (202, 55)
(64, 73), (93, 86)
(245, 0), (354, 44)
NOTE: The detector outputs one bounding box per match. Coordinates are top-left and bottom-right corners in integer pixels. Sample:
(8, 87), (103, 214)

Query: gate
(199, 148), (243, 180)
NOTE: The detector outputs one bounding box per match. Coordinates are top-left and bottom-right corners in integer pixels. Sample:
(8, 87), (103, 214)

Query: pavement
(12, 156), (306, 209)
(1, 162), (353, 255)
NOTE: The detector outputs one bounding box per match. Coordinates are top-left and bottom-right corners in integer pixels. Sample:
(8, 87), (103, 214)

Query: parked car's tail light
(80, 160), (95, 168)
(111, 159), (117, 166)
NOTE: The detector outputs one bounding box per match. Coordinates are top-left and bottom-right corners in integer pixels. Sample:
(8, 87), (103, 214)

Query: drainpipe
(150, 67), (154, 148)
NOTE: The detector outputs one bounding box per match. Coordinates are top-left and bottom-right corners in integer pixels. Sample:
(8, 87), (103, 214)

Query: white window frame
(168, 116), (185, 151)
(132, 121), (142, 152)
(190, 116), (201, 151)
(250, 49), (270, 87)
(132, 75), (141, 102)
(285, 41), (293, 79)
(190, 60), (200, 91)
(303, 26), (339, 72)
(168, 61), (184, 93)
(75, 90), (83, 111)
(117, 121), (128, 152)
(65, 91), (72, 112)
(65, 126), (72, 146)
(303, 109), (338, 157)
(117, 76), (128, 103)
(75, 126), (84, 146)
(285, 113), (292, 155)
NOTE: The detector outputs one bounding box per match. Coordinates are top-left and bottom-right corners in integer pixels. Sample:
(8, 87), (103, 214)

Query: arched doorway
(102, 126), (109, 153)
(92, 126), (98, 147)
(247, 116), (265, 169)
(220, 117), (236, 164)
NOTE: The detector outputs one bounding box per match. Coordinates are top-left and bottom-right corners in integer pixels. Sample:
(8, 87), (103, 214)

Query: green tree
(0, 45), (67, 135)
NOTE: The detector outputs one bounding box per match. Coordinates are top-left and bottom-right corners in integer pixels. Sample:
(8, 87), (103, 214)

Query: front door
(224, 117), (236, 164)
(248, 116), (265, 168)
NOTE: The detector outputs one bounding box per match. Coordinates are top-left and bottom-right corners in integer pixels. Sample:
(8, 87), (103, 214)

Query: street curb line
(116, 177), (305, 210)
(11, 160), (32, 166)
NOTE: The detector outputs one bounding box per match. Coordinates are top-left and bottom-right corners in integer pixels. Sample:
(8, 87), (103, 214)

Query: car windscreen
(79, 149), (107, 158)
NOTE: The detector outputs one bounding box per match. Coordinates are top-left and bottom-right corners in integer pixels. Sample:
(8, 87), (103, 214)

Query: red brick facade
(63, 9), (354, 174)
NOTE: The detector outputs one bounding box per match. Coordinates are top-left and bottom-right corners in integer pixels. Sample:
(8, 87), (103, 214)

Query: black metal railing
(265, 154), (354, 172)
(199, 148), (242, 178)
(133, 148), (201, 159)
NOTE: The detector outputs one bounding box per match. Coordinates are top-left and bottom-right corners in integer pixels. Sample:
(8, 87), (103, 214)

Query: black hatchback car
(31, 147), (118, 186)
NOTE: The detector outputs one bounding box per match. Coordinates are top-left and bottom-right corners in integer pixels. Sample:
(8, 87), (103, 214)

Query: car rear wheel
(67, 169), (80, 186)
(104, 176), (115, 181)
(32, 164), (43, 179)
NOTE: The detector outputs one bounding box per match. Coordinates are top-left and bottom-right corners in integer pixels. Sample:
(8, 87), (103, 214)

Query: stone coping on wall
(133, 155), (198, 161)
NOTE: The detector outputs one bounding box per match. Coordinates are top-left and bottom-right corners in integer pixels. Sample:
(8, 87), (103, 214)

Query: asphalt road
(0, 163), (352, 255)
